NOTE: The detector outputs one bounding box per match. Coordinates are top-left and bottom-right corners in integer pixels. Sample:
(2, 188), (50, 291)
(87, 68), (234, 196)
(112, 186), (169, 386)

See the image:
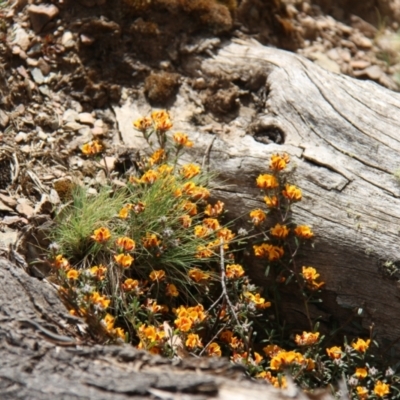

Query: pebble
(27, 4), (60, 33)
(61, 31), (75, 49)
(78, 112), (95, 125)
(31, 67), (44, 85)
(0, 194), (17, 208)
(63, 109), (79, 123)
(11, 26), (30, 51)
(350, 60), (371, 70)
(15, 132), (28, 143)
(0, 110), (10, 129)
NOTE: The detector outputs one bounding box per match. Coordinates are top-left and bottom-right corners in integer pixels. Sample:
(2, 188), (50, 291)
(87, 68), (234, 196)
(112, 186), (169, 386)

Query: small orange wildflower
(174, 317), (193, 332)
(113, 327), (125, 340)
(133, 116), (152, 131)
(151, 110), (173, 131)
(66, 269), (79, 280)
(114, 253), (134, 268)
(356, 386), (368, 400)
(166, 283), (179, 297)
(204, 201), (224, 217)
(185, 333), (203, 349)
(101, 313), (115, 331)
(294, 331), (320, 346)
(89, 265), (107, 280)
(188, 268), (211, 282)
(181, 163), (201, 179)
(182, 201), (197, 216)
(157, 164), (173, 175)
(194, 225), (210, 238)
(226, 264), (245, 279)
(217, 228), (235, 242)
(270, 153), (288, 171)
(149, 149), (166, 166)
(253, 243), (284, 261)
(352, 338), (371, 353)
(115, 237), (135, 252)
(91, 227), (111, 243)
(244, 292), (271, 309)
(53, 254), (70, 269)
(121, 278), (139, 291)
(220, 330), (234, 343)
(355, 368), (368, 379)
(270, 223), (289, 239)
(173, 132), (193, 147)
(249, 209), (266, 226)
(263, 344), (284, 358)
(91, 292), (110, 310)
(254, 352), (263, 365)
(195, 245), (213, 258)
(264, 195), (279, 208)
(180, 215), (192, 228)
(282, 184), (302, 202)
(294, 225), (314, 239)
(270, 351), (304, 370)
(119, 206), (130, 219)
(140, 170), (158, 184)
(256, 174), (278, 189)
(326, 346), (342, 359)
(207, 342), (222, 357)
(374, 381), (390, 397)
(142, 233), (161, 248)
(149, 270), (166, 282)
(81, 140), (103, 155)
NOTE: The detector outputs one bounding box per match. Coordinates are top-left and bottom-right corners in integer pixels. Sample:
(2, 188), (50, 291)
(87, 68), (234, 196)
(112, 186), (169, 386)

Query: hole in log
(250, 124), (285, 145)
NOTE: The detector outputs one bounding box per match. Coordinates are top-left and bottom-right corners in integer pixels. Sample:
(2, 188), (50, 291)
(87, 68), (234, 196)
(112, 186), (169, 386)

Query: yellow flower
(294, 225), (314, 239)
(195, 245), (213, 258)
(282, 184), (302, 202)
(305, 358), (316, 371)
(270, 153), (289, 171)
(81, 140), (103, 155)
(181, 163), (201, 179)
(356, 386), (368, 400)
(355, 368), (368, 379)
(207, 342), (222, 357)
(374, 381), (390, 397)
(244, 292), (271, 309)
(91, 227), (111, 243)
(121, 278), (139, 291)
(294, 331), (320, 346)
(53, 254), (70, 270)
(188, 268), (210, 282)
(229, 336), (244, 350)
(220, 330), (234, 343)
(118, 206), (130, 219)
(149, 270), (166, 282)
(151, 110), (173, 131)
(256, 174), (279, 189)
(217, 228), (235, 243)
(149, 149), (166, 166)
(326, 346), (342, 359)
(157, 164), (173, 175)
(254, 352), (263, 365)
(133, 116), (152, 131)
(89, 265), (107, 280)
(138, 324), (165, 342)
(191, 186), (210, 200)
(263, 344), (284, 357)
(113, 327), (125, 340)
(173, 132), (193, 147)
(182, 201), (198, 216)
(90, 292), (110, 310)
(140, 170), (159, 184)
(66, 269), (79, 280)
(166, 283), (179, 297)
(253, 243), (284, 261)
(264, 195), (279, 208)
(115, 237), (136, 252)
(194, 225), (210, 238)
(204, 201), (224, 217)
(352, 338), (371, 353)
(142, 233), (161, 248)
(270, 223), (289, 239)
(249, 209), (266, 226)
(302, 266), (325, 290)
(114, 253), (134, 268)
(256, 371), (287, 389)
(174, 317), (193, 332)
(180, 215), (192, 228)
(270, 351), (304, 370)
(185, 333), (203, 349)
(226, 264), (245, 279)
(101, 313), (115, 331)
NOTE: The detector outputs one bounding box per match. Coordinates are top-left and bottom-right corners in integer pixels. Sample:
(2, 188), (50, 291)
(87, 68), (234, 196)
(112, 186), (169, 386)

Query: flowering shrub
(49, 111), (400, 399)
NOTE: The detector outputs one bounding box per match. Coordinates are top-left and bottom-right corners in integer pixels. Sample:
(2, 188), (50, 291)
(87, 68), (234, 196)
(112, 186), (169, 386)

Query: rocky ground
(1, 0), (400, 279)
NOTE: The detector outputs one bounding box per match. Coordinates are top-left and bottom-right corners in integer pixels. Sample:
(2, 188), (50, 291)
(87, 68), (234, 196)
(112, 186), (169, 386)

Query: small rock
(12, 45), (21, 55)
(351, 33), (372, 49)
(38, 85), (51, 97)
(15, 131), (28, 143)
(351, 15), (377, 38)
(78, 112), (95, 125)
(34, 194), (53, 215)
(37, 58), (51, 75)
(27, 4), (59, 34)
(64, 121), (84, 131)
(353, 65), (383, 81)
(11, 26), (30, 51)
(31, 67), (44, 84)
(37, 131), (48, 141)
(63, 109), (79, 123)
(0, 201), (14, 212)
(20, 145), (31, 154)
(0, 194), (17, 208)
(49, 189), (60, 205)
(26, 58), (39, 67)
(310, 52), (341, 74)
(0, 110), (10, 129)
(94, 119), (104, 128)
(92, 126), (104, 136)
(16, 202), (34, 218)
(350, 60), (371, 70)
(100, 156), (116, 172)
(61, 31), (75, 49)
(80, 34), (95, 45)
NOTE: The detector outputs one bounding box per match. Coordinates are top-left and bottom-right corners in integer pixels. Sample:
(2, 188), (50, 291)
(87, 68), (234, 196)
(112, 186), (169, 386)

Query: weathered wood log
(114, 38), (400, 351)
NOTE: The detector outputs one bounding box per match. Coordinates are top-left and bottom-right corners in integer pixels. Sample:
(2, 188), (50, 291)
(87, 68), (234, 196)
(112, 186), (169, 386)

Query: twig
(201, 136), (216, 173)
(198, 323), (228, 357)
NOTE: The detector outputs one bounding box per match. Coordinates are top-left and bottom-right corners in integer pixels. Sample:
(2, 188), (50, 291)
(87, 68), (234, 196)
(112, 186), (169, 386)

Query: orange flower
(174, 316), (193, 332)
(355, 368), (368, 379)
(217, 228), (235, 243)
(101, 313), (115, 331)
(244, 292), (271, 309)
(270, 223), (289, 239)
(180, 215), (192, 228)
(264, 195), (279, 208)
(53, 254), (70, 270)
(357, 386), (368, 400)
(149, 270), (166, 282)
(270, 153), (289, 171)
(220, 330), (234, 343)
(114, 253), (134, 268)
(90, 292), (110, 310)
(121, 278), (139, 291)
(182, 201), (198, 216)
(254, 352), (263, 365)
(119, 206), (130, 219)
(140, 170), (158, 184)
(294, 331), (320, 346)
(253, 243), (284, 261)
(113, 327), (125, 340)
(66, 269), (79, 280)
(115, 237), (136, 252)
(157, 164), (173, 175)
(226, 264), (245, 279)
(204, 201), (224, 217)
(374, 381), (390, 397)
(188, 268), (210, 282)
(194, 225), (210, 238)
(270, 351), (304, 370)
(282, 184), (302, 202)
(166, 283), (179, 297)
(91, 227), (111, 243)
(263, 344), (284, 358)
(142, 233), (161, 248)
(185, 333), (203, 349)
(202, 218), (220, 230)
(294, 225), (314, 239)
(256, 174), (278, 189)
(133, 116), (152, 131)
(132, 201), (146, 214)
(207, 342), (222, 357)
(302, 266), (320, 281)
(173, 132), (193, 147)
(326, 346), (342, 359)
(249, 209), (266, 226)
(352, 338), (371, 353)
(81, 140), (103, 155)
(149, 149), (166, 166)
(195, 245), (213, 258)
(181, 163), (201, 179)
(89, 265), (107, 280)
(229, 336), (244, 350)
(151, 110), (173, 131)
